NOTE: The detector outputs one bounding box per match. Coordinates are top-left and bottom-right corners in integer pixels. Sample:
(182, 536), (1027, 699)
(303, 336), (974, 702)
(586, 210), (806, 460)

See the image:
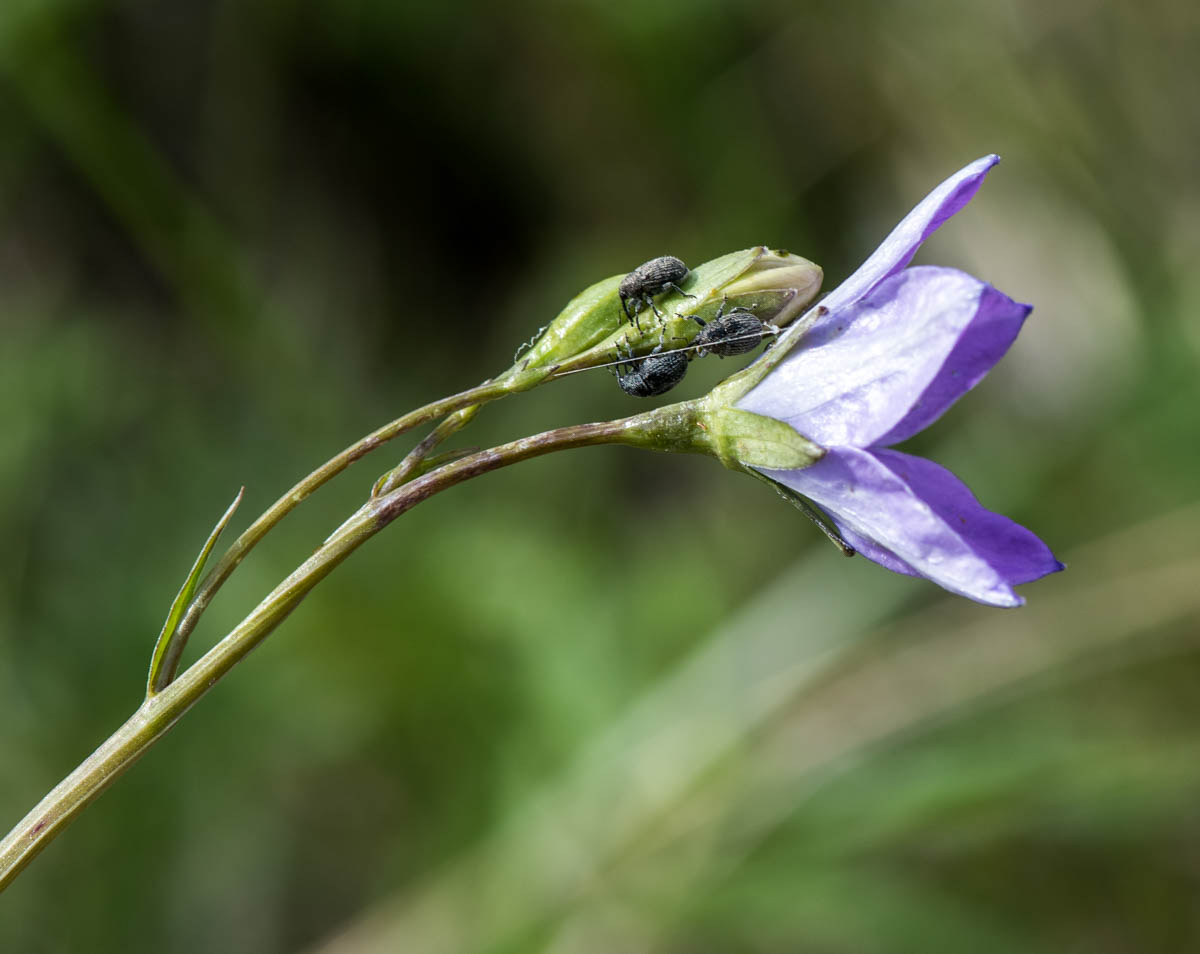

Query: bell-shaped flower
(729, 155), (1063, 606)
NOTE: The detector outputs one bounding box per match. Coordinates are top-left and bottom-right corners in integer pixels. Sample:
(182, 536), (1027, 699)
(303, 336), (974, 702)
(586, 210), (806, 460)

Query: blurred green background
(2, 0), (1199, 950)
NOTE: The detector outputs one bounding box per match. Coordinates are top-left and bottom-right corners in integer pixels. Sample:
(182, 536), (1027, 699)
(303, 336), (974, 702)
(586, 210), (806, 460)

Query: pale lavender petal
(760, 446), (1062, 606)
(874, 284), (1031, 446)
(740, 267), (1024, 448)
(870, 448), (1064, 584)
(835, 527), (921, 577)
(815, 155), (1000, 320)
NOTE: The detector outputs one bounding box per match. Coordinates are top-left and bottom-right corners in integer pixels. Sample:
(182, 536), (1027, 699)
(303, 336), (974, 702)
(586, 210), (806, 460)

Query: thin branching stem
(154, 370), (550, 690)
(0, 413), (660, 892)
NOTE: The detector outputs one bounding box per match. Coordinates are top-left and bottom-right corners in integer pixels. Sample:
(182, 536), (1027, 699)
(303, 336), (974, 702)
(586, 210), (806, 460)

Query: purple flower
(736, 156), (1063, 606)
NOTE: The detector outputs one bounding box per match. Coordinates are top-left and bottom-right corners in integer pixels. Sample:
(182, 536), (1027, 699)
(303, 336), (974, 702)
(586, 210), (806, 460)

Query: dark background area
(2, 0), (1199, 950)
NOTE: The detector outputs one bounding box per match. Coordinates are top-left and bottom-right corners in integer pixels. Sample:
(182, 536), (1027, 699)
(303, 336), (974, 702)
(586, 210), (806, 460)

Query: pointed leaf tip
(146, 488), (244, 696)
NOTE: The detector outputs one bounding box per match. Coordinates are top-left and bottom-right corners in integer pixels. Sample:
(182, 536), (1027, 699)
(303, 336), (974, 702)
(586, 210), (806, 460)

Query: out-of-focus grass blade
(689, 869), (1054, 954)
(145, 488), (244, 697)
(306, 501), (1200, 954)
(305, 552), (916, 954)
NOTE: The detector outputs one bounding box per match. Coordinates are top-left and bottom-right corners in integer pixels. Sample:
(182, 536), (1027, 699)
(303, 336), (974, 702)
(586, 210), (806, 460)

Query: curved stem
(0, 412), (667, 892)
(372, 404), (481, 497)
(154, 368), (551, 690)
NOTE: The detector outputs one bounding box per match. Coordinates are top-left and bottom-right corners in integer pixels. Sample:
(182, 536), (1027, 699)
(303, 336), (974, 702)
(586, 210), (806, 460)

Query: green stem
(372, 404), (481, 497)
(0, 412), (669, 893)
(154, 367), (553, 690)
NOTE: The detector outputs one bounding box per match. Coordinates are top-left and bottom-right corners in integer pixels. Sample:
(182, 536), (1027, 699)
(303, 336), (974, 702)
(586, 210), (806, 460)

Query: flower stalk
(150, 369), (550, 691)
(0, 411), (686, 891)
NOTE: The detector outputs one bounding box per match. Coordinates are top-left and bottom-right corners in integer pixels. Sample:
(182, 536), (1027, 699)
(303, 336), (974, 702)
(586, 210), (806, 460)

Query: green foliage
(146, 488), (242, 694)
(2, 0), (1199, 950)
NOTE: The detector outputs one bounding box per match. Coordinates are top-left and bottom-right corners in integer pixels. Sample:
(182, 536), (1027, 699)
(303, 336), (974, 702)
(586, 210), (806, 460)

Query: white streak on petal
(760, 446), (1024, 607)
(740, 267), (991, 448)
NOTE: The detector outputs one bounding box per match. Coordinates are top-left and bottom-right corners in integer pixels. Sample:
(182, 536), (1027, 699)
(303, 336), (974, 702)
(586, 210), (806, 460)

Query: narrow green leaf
(145, 488), (244, 696)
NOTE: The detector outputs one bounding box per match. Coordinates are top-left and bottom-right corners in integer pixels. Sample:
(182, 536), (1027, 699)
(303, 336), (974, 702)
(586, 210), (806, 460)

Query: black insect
(686, 299), (777, 358)
(618, 255), (695, 328)
(612, 341), (689, 398)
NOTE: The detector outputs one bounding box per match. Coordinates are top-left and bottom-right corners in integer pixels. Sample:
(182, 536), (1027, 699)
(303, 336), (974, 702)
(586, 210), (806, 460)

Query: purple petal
(871, 448), (1064, 584)
(835, 527), (921, 578)
(816, 154), (1000, 320)
(739, 267), (1029, 448)
(875, 282), (1031, 446)
(760, 446), (1063, 607)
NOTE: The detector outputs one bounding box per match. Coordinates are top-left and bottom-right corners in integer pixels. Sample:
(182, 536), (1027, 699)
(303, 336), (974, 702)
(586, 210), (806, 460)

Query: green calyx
(620, 396), (824, 474)
(698, 404), (825, 472)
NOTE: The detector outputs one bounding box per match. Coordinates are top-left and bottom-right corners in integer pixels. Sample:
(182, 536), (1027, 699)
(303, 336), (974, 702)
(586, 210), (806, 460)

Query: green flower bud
(503, 273), (627, 383)
(513, 249), (756, 379)
(513, 248), (821, 381)
(590, 248), (820, 372)
(710, 248), (824, 331)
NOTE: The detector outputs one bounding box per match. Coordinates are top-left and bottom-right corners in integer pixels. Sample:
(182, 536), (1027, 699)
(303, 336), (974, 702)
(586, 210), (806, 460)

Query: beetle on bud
(618, 255), (694, 329)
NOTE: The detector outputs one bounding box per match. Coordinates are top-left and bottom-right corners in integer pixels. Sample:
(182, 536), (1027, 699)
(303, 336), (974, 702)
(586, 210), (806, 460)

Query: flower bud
(713, 248), (824, 331)
(547, 248), (823, 376)
(504, 273), (627, 384)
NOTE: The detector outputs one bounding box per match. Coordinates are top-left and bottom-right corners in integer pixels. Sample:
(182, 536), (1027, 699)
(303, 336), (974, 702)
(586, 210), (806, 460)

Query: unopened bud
(551, 247), (823, 375)
(500, 273), (627, 388)
(716, 249), (823, 330)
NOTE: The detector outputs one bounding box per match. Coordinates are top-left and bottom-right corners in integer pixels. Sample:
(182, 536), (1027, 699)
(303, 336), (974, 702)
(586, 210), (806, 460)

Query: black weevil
(686, 299), (778, 357)
(611, 341), (689, 398)
(618, 255), (695, 328)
